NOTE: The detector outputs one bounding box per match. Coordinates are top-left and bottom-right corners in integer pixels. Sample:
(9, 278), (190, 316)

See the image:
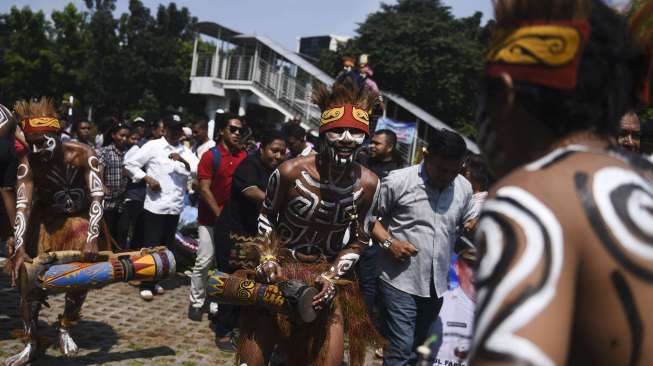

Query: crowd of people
(1, 0), (653, 366)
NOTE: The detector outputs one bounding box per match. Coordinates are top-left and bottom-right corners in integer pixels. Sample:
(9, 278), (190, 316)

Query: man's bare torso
(473, 145), (653, 366)
(262, 155), (378, 258)
(27, 141), (97, 214)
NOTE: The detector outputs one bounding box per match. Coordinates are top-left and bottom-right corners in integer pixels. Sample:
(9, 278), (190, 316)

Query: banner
(375, 117), (416, 145)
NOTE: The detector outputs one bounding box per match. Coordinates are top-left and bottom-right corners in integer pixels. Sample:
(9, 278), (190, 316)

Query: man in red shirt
(189, 113), (246, 327)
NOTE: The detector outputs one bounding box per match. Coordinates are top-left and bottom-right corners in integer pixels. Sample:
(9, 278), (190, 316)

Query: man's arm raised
(470, 186), (577, 366)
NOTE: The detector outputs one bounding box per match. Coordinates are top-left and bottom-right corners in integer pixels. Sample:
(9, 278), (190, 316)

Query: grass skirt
(236, 260), (383, 366)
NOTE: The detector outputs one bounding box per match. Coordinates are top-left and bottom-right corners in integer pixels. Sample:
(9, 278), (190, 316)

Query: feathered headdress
(312, 75), (378, 135)
(14, 97), (61, 135)
(487, 0), (653, 105)
(486, 0), (592, 91)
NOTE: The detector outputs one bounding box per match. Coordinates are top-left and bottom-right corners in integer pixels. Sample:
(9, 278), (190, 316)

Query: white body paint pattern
(591, 167), (653, 261)
(472, 186), (564, 366)
(88, 156), (100, 172)
(325, 129), (366, 145)
(262, 169), (281, 210)
(331, 252), (360, 278)
(46, 165), (86, 213)
(325, 129), (365, 167)
(525, 145), (589, 171)
(0, 104), (11, 130)
(12, 163), (29, 256)
(13, 212), (27, 254)
(363, 178), (380, 235)
(257, 213), (273, 235)
(16, 183), (28, 209)
(260, 166), (366, 258)
(280, 170), (364, 256)
(86, 200), (103, 243)
(529, 145), (653, 277)
(33, 134), (57, 154)
(17, 164), (28, 180)
(88, 170), (104, 197)
(87, 156), (104, 197)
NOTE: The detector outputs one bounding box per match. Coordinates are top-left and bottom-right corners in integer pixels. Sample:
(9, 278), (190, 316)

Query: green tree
(147, 3), (197, 111)
(83, 0), (125, 117)
(117, 0), (155, 116)
(0, 1), (207, 121)
(0, 7), (55, 103)
(50, 3), (88, 101)
(319, 0), (488, 138)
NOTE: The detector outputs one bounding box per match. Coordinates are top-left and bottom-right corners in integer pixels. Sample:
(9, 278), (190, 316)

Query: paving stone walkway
(0, 269), (382, 365)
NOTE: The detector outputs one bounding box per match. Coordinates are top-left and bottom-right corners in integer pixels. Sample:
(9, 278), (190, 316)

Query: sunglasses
(228, 126), (244, 134)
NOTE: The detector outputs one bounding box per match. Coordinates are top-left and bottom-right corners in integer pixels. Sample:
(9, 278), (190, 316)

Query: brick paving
(0, 268), (382, 365)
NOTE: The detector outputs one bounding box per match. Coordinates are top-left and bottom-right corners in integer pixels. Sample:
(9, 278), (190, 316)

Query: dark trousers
(140, 210), (179, 290)
(142, 210), (178, 247)
(103, 208), (120, 248)
(357, 244), (381, 316)
(380, 280), (443, 366)
(118, 200), (145, 249)
(211, 224), (240, 337)
(356, 243), (384, 334)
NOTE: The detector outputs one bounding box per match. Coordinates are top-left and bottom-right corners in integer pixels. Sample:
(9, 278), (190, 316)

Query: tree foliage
(0, 0), (199, 121)
(318, 0), (491, 138)
(0, 7), (54, 101)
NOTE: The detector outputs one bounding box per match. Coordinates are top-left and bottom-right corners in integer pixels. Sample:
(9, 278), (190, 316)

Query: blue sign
(375, 117), (416, 144)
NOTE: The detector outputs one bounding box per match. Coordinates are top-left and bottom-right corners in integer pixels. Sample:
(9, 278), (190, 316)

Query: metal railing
(196, 52), (213, 77)
(253, 59), (320, 119)
(192, 51), (321, 129)
(227, 55), (253, 81)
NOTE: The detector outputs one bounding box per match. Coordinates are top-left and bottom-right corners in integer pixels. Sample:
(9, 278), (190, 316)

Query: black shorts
(0, 138), (18, 188)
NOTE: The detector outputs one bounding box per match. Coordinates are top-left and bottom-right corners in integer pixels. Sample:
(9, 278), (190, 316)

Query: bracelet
(320, 272), (337, 284)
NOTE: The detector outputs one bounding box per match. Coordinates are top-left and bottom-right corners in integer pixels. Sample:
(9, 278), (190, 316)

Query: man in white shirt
(191, 117), (215, 160)
(282, 123), (315, 158)
(124, 113), (199, 300)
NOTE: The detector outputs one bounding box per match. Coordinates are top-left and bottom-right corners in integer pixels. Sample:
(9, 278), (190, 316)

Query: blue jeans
(380, 280), (443, 366)
(357, 244), (381, 316)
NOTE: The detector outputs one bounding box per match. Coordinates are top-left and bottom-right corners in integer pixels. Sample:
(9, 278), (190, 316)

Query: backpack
(210, 146), (222, 179)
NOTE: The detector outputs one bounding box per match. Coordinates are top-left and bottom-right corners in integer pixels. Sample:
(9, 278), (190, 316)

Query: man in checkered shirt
(97, 122), (131, 247)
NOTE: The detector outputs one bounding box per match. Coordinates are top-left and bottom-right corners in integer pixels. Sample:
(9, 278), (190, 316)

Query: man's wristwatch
(381, 237), (394, 249)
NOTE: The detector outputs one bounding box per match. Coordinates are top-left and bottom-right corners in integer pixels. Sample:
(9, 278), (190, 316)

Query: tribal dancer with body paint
(4, 98), (108, 366)
(225, 76), (381, 366)
(471, 1), (653, 365)
(0, 104), (19, 240)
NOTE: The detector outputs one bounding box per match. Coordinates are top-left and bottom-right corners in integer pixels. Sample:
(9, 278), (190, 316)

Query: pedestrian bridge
(189, 21), (478, 161)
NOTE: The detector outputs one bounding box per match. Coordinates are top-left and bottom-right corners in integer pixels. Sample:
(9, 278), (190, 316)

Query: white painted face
(324, 128), (366, 167)
(325, 129), (366, 145)
(29, 134), (59, 162)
